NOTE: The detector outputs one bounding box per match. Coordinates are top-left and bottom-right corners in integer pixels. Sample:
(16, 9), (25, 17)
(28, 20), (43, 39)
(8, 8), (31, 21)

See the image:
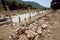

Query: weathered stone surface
(11, 13), (52, 40)
(37, 26), (42, 34)
(42, 23), (48, 28)
(18, 34), (28, 40)
(34, 35), (42, 40)
(25, 30), (37, 38)
(29, 24), (37, 32)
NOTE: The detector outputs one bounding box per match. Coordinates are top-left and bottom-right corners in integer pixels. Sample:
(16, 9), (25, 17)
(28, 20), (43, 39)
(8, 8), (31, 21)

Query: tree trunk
(2, 0), (13, 26)
(2, 0), (7, 11)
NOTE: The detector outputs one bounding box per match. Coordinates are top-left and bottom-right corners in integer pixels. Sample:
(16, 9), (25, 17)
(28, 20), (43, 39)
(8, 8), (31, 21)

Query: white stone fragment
(37, 26), (42, 34)
(18, 34), (28, 40)
(25, 30), (34, 37)
(42, 23), (48, 28)
(29, 24), (37, 32)
(25, 30), (37, 38)
(27, 35), (31, 38)
(34, 35), (41, 40)
(15, 28), (19, 32)
(29, 30), (37, 35)
(39, 19), (45, 25)
(34, 35), (39, 40)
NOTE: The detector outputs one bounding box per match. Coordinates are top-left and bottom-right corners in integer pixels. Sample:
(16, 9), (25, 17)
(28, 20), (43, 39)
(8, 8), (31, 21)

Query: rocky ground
(0, 10), (60, 40)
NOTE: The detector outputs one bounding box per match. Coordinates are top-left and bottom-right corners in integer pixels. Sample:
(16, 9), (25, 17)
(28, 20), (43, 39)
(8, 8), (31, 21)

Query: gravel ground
(0, 10), (60, 40)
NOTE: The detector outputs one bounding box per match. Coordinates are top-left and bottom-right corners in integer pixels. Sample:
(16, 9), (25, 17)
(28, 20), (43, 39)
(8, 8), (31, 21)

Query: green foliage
(0, 0), (48, 11)
(0, 5), (4, 11)
(4, 0), (9, 5)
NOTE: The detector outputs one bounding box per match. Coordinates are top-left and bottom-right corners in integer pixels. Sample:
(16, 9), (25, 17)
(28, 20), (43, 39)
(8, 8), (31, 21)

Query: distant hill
(0, 0), (45, 8)
(17, 1), (45, 8)
(0, 0), (47, 10)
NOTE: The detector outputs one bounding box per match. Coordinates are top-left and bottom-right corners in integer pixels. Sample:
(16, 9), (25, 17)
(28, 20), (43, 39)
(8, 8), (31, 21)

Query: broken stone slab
(35, 20), (39, 24)
(25, 31), (34, 38)
(37, 26), (42, 34)
(18, 34), (28, 40)
(34, 35), (42, 40)
(25, 30), (37, 38)
(47, 15), (52, 17)
(42, 22), (49, 29)
(47, 29), (51, 33)
(37, 22), (41, 26)
(32, 23), (38, 26)
(32, 23), (39, 28)
(13, 27), (27, 35)
(29, 24), (37, 32)
(38, 19), (45, 25)
(29, 30), (37, 35)
(33, 35), (39, 40)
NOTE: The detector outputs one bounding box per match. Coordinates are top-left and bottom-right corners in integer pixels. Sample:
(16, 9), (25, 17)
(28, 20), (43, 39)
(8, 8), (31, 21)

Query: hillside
(17, 1), (45, 8)
(0, 0), (46, 10)
(8, 0), (45, 8)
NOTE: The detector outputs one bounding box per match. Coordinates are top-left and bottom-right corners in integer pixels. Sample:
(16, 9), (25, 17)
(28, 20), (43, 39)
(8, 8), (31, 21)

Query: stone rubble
(11, 14), (52, 40)
(1, 10), (60, 40)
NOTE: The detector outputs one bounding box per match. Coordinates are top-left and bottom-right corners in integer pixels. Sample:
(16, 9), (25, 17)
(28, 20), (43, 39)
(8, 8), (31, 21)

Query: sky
(22, 0), (52, 8)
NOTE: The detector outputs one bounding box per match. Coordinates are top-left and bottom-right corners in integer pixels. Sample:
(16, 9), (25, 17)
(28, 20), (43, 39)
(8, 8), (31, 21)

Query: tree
(28, 4), (32, 9)
(2, 0), (13, 26)
(2, 0), (7, 10)
(9, 1), (18, 10)
(51, 0), (60, 10)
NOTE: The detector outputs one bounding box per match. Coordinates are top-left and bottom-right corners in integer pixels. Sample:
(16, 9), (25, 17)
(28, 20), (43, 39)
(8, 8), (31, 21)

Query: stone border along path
(12, 11), (49, 29)
(10, 10), (52, 40)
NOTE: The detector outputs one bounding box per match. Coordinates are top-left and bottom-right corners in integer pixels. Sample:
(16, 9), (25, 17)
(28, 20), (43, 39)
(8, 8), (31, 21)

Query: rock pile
(11, 18), (51, 40)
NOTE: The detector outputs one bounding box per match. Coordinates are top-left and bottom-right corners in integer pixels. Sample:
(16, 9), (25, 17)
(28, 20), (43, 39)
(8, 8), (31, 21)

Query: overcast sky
(23, 0), (52, 8)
